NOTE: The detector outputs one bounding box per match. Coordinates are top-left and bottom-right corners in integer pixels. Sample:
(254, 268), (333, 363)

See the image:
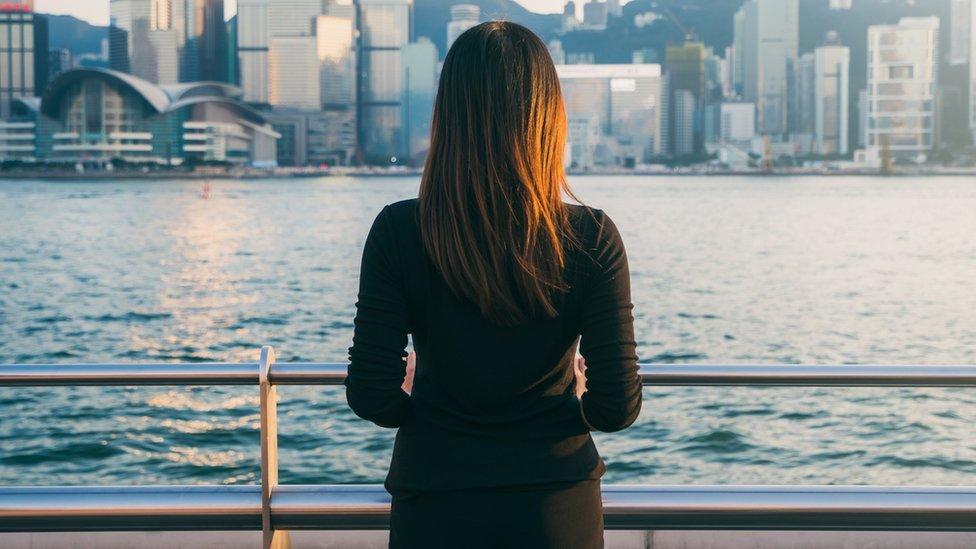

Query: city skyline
(34, 0), (576, 25)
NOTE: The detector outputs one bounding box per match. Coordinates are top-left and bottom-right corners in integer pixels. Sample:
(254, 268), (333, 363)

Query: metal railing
(2, 348), (976, 548)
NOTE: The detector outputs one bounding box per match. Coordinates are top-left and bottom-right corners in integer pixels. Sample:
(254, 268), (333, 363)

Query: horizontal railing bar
(2, 363), (976, 387)
(2, 485), (976, 532)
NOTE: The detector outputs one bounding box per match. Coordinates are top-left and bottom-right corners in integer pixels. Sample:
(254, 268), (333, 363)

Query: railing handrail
(3, 362), (976, 386)
(3, 349), (976, 545)
(3, 484), (976, 532)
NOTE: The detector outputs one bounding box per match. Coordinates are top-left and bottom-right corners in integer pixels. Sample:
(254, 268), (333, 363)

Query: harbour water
(1, 175), (974, 487)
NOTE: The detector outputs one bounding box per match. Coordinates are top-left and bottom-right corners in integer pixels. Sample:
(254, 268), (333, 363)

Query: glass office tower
(357, 0), (411, 164)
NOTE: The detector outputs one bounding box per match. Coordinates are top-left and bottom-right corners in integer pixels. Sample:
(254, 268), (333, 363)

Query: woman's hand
(574, 356), (587, 398)
(401, 351), (416, 395)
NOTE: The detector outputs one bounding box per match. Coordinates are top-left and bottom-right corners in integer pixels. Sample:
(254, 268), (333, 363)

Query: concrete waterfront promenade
(4, 530), (976, 548)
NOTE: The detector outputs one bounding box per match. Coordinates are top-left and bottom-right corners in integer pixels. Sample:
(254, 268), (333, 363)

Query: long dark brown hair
(419, 21), (574, 326)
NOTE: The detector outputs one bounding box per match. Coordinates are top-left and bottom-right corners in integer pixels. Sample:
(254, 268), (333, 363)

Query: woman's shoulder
(382, 198), (419, 216)
(375, 198), (420, 228)
(566, 204), (621, 248)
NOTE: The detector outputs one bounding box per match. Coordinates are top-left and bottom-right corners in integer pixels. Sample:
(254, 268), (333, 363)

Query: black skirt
(388, 479), (604, 549)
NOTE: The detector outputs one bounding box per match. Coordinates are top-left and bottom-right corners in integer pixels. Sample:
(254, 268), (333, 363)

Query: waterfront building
(0, 2), (48, 121)
(38, 68), (278, 165)
(733, 0), (798, 138)
(358, 0), (412, 164)
(564, 113), (601, 170)
(813, 33), (850, 155)
(237, 0), (270, 104)
(269, 37), (320, 109)
(402, 38), (438, 164)
(568, 52), (596, 64)
(631, 49), (657, 65)
(446, 5), (479, 51)
(556, 63), (667, 167)
(719, 102), (756, 146)
(866, 17), (939, 161)
(665, 41), (707, 155)
(0, 97), (40, 160)
(949, 0), (971, 66)
(266, 108), (351, 166)
(829, 0), (852, 8)
(582, 0), (607, 31)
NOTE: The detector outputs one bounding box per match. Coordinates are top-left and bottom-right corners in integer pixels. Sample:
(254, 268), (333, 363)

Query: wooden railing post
(259, 346), (290, 549)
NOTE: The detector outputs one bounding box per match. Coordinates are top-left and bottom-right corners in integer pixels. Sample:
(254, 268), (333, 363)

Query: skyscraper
(0, 1), (47, 120)
(402, 37), (438, 163)
(866, 17), (939, 160)
(194, 0), (229, 82)
(557, 64), (667, 167)
(149, 29), (180, 84)
(968, 0), (976, 142)
(270, 36), (320, 109)
(316, 13), (358, 164)
(733, 0), (798, 137)
(666, 41), (707, 155)
(446, 5), (479, 51)
(317, 14), (357, 109)
(813, 32), (849, 155)
(672, 89), (695, 156)
(110, 0), (154, 80)
(237, 0), (270, 103)
(794, 52), (816, 153)
(582, 0), (608, 30)
(268, 0), (322, 37)
(949, 0), (971, 66)
(358, 0), (412, 163)
(177, 0), (230, 82)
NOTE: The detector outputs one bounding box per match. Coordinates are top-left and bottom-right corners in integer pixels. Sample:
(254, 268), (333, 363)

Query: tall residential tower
(866, 17), (940, 160)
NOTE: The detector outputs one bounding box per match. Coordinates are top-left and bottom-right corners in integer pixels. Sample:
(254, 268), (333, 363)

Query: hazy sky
(34, 0), (567, 26)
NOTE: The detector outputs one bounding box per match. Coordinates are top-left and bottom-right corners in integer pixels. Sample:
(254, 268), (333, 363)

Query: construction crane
(661, 5), (696, 41)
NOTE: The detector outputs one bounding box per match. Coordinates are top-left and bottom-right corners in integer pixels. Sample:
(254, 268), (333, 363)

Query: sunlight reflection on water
(1, 175), (975, 486)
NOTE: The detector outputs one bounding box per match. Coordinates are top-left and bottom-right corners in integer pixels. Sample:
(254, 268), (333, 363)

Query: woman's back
(347, 199), (640, 492)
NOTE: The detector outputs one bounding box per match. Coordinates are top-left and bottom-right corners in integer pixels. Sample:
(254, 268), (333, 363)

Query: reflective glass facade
(358, 0), (411, 163)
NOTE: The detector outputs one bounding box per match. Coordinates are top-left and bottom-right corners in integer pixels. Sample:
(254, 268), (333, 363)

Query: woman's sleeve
(345, 206), (412, 428)
(578, 211), (642, 432)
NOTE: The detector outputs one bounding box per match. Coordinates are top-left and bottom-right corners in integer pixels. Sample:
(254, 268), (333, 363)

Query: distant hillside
(414, 0), (563, 56)
(43, 14), (107, 56)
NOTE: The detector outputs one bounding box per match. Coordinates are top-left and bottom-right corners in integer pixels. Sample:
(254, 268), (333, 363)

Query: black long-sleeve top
(346, 199), (641, 494)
